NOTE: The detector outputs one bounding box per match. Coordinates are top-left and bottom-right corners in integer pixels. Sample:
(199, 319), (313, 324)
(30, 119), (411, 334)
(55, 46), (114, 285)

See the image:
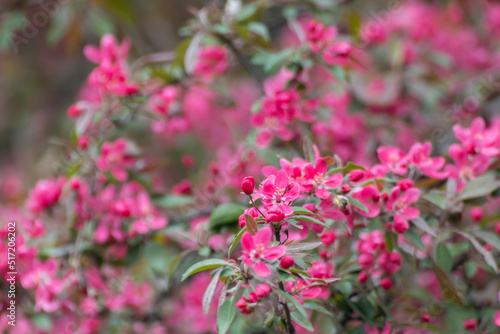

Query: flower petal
(253, 261), (271, 277)
(262, 245), (287, 260)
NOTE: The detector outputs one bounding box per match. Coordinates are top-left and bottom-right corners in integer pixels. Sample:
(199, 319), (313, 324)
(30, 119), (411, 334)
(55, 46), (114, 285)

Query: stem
(275, 226), (296, 334)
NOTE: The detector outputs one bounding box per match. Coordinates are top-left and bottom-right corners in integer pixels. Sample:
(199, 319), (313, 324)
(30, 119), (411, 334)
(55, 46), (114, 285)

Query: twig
(275, 226), (296, 334)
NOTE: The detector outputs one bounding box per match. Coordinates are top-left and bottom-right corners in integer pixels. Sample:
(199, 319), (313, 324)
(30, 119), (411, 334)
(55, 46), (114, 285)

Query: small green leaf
(292, 206), (316, 215)
(431, 261), (463, 306)
(473, 230), (500, 251)
(181, 259), (228, 281)
(345, 196), (369, 213)
(457, 174), (500, 201)
(423, 193), (446, 210)
(228, 227), (247, 257)
(153, 194), (194, 208)
(209, 203), (246, 230)
(435, 243), (452, 273)
(217, 296), (236, 334)
(291, 312), (314, 331)
(291, 215), (329, 229)
(406, 229), (426, 251)
(247, 22), (270, 42)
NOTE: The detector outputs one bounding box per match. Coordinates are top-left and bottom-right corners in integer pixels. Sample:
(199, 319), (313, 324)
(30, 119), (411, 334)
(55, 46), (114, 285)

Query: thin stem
(275, 226), (296, 334)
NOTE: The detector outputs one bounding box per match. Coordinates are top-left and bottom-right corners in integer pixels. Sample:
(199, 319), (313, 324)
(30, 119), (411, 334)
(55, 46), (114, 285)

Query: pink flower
(194, 46), (228, 80)
(26, 177), (65, 213)
(351, 185), (381, 218)
(445, 144), (489, 182)
(322, 41), (352, 66)
(302, 158), (343, 196)
(407, 142), (448, 179)
(453, 117), (499, 156)
(376, 146), (408, 175)
(96, 139), (134, 181)
(241, 227), (286, 277)
(377, 251), (402, 274)
(306, 20), (338, 52)
(255, 284), (272, 298)
(386, 186), (420, 233)
(280, 256), (295, 269)
(254, 170), (300, 215)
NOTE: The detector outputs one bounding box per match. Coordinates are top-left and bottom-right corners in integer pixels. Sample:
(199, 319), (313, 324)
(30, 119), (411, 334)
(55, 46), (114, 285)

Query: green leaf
(422, 193), (446, 210)
(344, 162), (367, 172)
(32, 313), (52, 330)
(435, 243), (452, 273)
(228, 227), (247, 257)
(153, 194), (194, 209)
(411, 217), (437, 237)
(406, 229), (426, 251)
(457, 174), (500, 201)
(457, 231), (499, 274)
(274, 289), (307, 317)
(209, 203), (246, 230)
(181, 259), (228, 281)
(247, 22), (270, 42)
(345, 196), (369, 213)
(292, 206), (316, 215)
(291, 215), (329, 229)
(217, 296), (236, 334)
(291, 312), (314, 331)
(473, 230), (500, 251)
(431, 261), (463, 306)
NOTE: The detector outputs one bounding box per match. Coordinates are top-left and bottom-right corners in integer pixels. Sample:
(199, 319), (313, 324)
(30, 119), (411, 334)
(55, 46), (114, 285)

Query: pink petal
(401, 188), (420, 204)
(494, 310), (500, 327)
(403, 207), (420, 219)
(471, 154), (489, 176)
(241, 232), (254, 253)
(300, 287), (322, 299)
(254, 227), (272, 247)
(275, 170), (289, 191)
(253, 261), (271, 277)
(262, 245), (286, 260)
(324, 174), (343, 188)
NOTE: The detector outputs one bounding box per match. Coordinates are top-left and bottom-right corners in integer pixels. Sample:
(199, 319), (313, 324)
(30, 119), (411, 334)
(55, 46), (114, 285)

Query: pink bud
(484, 244), (493, 251)
(421, 314), (431, 323)
(320, 230), (337, 246)
(358, 253), (374, 270)
(241, 176), (255, 195)
(463, 319), (477, 330)
(181, 154), (194, 168)
(358, 271), (368, 283)
(394, 215), (409, 233)
(371, 192), (380, 202)
(238, 214), (246, 228)
(78, 136), (89, 149)
(349, 170), (365, 182)
(67, 104), (82, 117)
(380, 277), (393, 290)
(496, 222), (500, 236)
(381, 193), (389, 202)
(255, 284), (271, 298)
(470, 207), (483, 222)
(397, 179), (414, 191)
(69, 178), (81, 190)
(341, 184), (351, 194)
(280, 256), (295, 269)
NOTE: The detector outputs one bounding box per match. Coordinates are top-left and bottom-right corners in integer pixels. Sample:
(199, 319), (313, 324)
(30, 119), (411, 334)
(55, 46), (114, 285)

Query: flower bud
(69, 178), (81, 190)
(463, 319), (477, 330)
(381, 193), (389, 202)
(397, 179), (414, 191)
(349, 170), (365, 182)
(358, 253), (374, 270)
(67, 104), (83, 117)
(470, 207), (483, 222)
(280, 256), (295, 269)
(241, 176), (255, 195)
(255, 284), (271, 298)
(394, 215), (409, 234)
(496, 222), (500, 236)
(380, 277), (393, 290)
(238, 214), (246, 228)
(78, 136), (89, 149)
(358, 271), (368, 283)
(341, 184), (351, 194)
(421, 314), (431, 323)
(320, 230), (337, 246)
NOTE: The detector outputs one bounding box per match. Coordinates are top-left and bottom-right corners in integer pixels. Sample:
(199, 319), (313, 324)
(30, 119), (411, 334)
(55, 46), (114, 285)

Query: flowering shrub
(2, 1), (500, 333)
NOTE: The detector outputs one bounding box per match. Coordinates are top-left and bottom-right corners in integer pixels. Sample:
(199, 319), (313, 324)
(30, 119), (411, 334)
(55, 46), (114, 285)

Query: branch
(275, 226), (296, 334)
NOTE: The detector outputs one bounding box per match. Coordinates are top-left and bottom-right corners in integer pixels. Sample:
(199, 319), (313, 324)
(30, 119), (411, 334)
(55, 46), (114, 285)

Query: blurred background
(0, 0), (205, 184)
